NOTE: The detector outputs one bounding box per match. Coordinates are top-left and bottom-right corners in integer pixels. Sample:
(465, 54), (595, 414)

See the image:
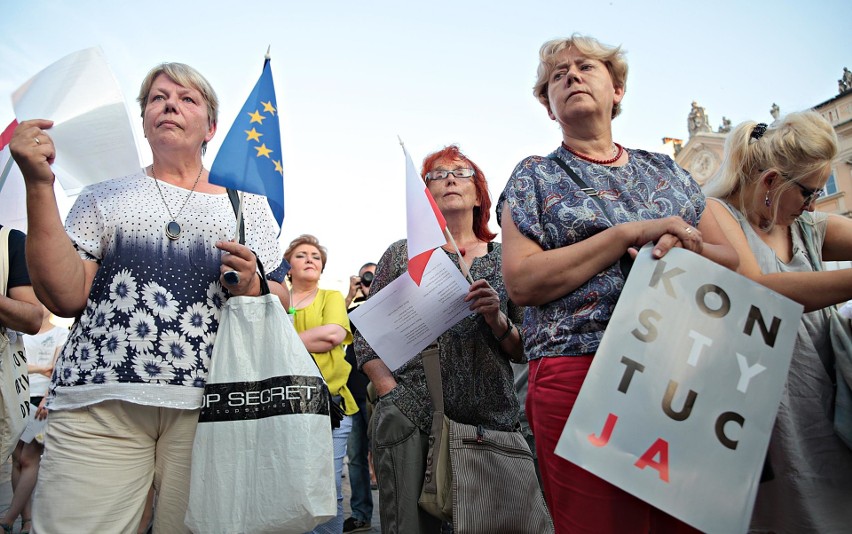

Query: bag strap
(797, 217), (824, 273)
(421, 344), (444, 414)
(0, 226), (10, 297)
(797, 218), (836, 378)
(548, 156), (614, 219)
(548, 156), (634, 278)
(0, 227), (9, 334)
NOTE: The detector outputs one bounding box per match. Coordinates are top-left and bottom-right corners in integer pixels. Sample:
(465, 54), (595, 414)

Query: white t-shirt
(23, 326), (69, 396)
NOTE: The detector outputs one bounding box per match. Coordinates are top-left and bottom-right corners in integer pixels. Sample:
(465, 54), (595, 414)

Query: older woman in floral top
(12, 62), (287, 533)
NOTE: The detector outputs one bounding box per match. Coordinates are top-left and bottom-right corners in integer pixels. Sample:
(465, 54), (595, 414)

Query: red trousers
(526, 356), (700, 534)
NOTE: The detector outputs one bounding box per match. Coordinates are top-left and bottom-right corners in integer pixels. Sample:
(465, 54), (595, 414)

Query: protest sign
(555, 246), (802, 534)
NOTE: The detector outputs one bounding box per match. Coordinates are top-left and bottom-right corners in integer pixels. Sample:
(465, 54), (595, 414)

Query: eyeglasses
(790, 181), (825, 206)
(424, 168), (475, 182)
(760, 169), (825, 207)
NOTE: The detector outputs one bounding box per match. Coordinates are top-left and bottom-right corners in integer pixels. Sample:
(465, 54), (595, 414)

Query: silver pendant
(165, 221), (181, 240)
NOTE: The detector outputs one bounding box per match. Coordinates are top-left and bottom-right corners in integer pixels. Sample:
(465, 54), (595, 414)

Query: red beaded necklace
(562, 142), (623, 165)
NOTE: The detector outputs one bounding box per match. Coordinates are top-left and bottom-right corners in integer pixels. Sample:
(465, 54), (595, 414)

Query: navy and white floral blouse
(50, 170), (286, 410)
(499, 145), (705, 359)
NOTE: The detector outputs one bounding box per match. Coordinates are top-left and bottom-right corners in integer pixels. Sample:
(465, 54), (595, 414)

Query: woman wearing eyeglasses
(703, 110), (852, 533)
(354, 145), (526, 533)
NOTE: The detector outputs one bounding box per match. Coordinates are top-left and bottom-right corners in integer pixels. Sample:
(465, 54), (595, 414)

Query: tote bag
(185, 292), (337, 533)
(419, 347), (554, 533)
(0, 226), (30, 463)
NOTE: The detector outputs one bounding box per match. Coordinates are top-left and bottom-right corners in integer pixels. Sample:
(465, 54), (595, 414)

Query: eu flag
(209, 58), (284, 230)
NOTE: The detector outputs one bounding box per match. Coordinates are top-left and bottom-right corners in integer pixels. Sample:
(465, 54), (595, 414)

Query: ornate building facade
(673, 69), (852, 218)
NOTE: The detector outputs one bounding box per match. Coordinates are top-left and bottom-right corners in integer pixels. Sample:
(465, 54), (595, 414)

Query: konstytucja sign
(556, 246), (802, 534)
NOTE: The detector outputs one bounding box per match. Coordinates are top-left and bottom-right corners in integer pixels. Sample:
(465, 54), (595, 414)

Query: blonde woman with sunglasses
(703, 110), (852, 533)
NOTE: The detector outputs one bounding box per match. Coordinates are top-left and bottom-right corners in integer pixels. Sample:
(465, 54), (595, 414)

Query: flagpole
(233, 190), (244, 242)
(444, 227), (475, 284)
(0, 157), (13, 194)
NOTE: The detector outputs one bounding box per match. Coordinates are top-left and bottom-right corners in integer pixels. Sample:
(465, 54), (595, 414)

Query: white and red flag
(1, 119), (75, 231)
(0, 120), (27, 230)
(402, 140), (446, 285)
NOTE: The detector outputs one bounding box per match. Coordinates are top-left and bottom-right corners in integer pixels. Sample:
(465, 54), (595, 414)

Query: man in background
(343, 262), (376, 533)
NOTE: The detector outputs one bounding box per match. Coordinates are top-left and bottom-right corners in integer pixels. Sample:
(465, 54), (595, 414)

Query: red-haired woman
(354, 145), (526, 533)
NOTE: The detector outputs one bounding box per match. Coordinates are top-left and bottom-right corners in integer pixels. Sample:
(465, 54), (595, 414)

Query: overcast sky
(2, 0), (850, 291)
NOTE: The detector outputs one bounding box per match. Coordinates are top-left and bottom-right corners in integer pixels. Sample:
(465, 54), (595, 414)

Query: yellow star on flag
(245, 128), (262, 142)
(247, 110), (265, 124)
(254, 144), (273, 158)
(273, 159), (284, 175)
(262, 101), (277, 115)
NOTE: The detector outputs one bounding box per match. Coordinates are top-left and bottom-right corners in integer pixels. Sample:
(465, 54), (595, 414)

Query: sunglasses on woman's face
(762, 169), (825, 207)
(789, 181), (825, 206)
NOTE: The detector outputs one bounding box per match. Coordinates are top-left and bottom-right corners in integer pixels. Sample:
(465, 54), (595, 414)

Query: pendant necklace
(288, 286), (318, 316)
(151, 164), (203, 240)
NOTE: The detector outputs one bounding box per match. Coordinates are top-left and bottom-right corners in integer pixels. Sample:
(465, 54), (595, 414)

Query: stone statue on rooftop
(688, 101), (711, 137)
(770, 103), (780, 120)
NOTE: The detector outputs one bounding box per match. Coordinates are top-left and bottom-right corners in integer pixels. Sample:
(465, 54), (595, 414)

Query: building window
(824, 173), (838, 196)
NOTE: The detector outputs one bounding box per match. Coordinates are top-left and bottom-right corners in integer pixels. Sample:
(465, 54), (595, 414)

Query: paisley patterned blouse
(499, 145), (705, 359)
(354, 240), (522, 434)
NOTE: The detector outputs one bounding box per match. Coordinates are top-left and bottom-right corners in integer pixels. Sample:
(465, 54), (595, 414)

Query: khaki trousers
(33, 400), (199, 533)
(370, 395), (441, 534)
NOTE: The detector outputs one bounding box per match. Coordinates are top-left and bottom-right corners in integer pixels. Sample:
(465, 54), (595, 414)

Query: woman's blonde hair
(703, 111), (837, 224)
(533, 34), (628, 119)
(284, 234), (328, 274)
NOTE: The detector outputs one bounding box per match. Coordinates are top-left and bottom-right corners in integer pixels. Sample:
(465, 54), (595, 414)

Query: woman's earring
(765, 192), (771, 207)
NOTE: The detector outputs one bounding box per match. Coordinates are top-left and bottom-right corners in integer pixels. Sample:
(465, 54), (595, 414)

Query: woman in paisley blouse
(499, 34), (737, 533)
(354, 145), (525, 533)
(11, 62), (288, 532)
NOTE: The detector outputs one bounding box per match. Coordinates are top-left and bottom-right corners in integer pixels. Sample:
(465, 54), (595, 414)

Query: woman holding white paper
(499, 34), (737, 533)
(10, 62), (288, 533)
(354, 144), (525, 533)
(703, 111), (852, 533)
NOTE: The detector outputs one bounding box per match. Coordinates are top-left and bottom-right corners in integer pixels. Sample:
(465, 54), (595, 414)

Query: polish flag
(0, 119), (75, 231)
(0, 120), (26, 230)
(0, 120), (16, 149)
(403, 141), (446, 285)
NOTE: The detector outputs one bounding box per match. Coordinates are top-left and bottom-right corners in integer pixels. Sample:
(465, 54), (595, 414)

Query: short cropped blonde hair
(533, 34), (628, 119)
(284, 234), (328, 273)
(137, 62), (219, 154)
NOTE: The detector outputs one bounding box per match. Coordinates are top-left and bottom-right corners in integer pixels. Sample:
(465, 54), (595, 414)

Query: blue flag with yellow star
(210, 58), (284, 230)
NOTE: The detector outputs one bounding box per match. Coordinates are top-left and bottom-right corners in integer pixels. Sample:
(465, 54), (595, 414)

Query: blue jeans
(347, 399), (373, 522)
(306, 415), (352, 534)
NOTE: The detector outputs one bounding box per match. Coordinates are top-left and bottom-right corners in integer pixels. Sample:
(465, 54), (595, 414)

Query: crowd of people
(1, 32), (850, 534)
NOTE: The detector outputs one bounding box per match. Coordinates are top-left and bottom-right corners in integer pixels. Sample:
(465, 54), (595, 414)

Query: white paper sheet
(19, 403), (48, 444)
(12, 47), (141, 194)
(349, 250), (473, 371)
